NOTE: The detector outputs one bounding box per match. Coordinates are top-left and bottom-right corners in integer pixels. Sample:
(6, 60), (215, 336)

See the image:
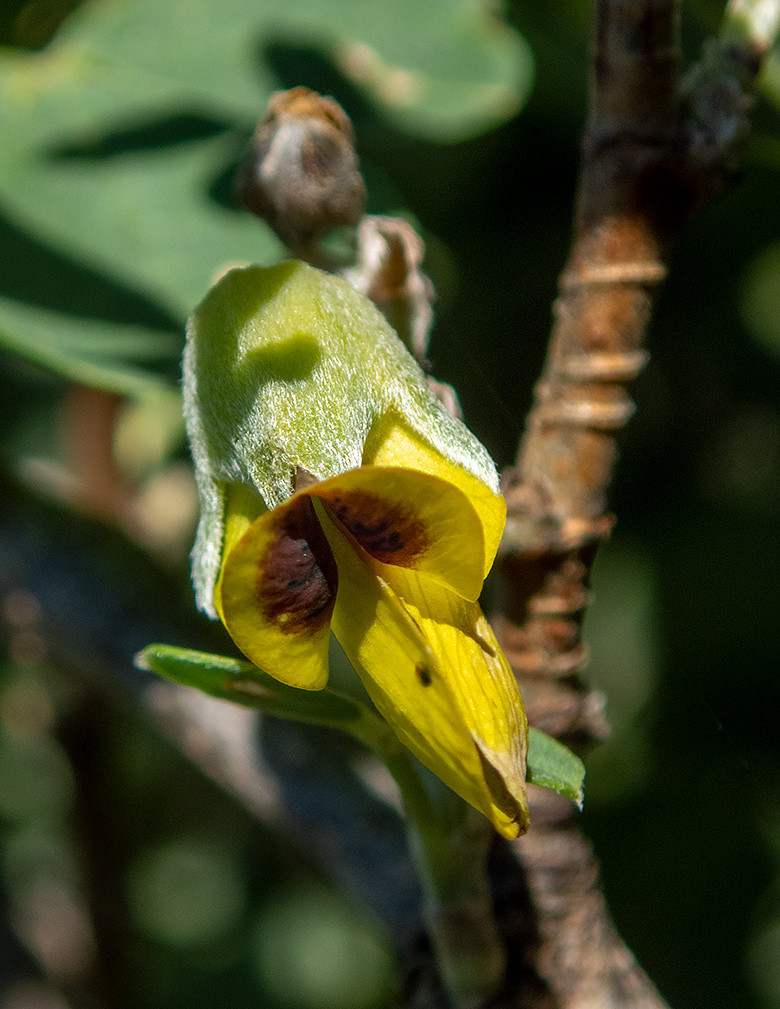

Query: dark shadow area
(0, 209), (181, 331)
(48, 112), (232, 161)
(250, 331), (321, 382)
(48, 105), (254, 215)
(0, 883), (45, 992)
(46, 103), (274, 220)
(0, 0), (82, 49)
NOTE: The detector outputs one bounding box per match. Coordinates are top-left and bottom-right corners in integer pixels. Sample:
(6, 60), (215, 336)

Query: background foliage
(2, 1), (780, 1007)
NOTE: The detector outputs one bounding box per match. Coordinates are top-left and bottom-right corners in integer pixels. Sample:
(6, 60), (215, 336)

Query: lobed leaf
(0, 0), (532, 391)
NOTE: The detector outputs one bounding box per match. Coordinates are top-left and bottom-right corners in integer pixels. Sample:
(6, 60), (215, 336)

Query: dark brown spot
(323, 490), (428, 566)
(259, 497), (337, 635)
(415, 663), (433, 687)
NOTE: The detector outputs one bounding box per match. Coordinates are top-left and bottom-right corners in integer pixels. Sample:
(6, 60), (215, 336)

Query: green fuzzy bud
(183, 260), (498, 617)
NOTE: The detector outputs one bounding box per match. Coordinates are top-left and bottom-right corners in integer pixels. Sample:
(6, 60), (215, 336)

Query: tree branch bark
(494, 1), (779, 1006)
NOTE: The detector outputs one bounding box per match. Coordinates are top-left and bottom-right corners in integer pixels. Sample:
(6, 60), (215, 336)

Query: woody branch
(495, 0), (779, 1006)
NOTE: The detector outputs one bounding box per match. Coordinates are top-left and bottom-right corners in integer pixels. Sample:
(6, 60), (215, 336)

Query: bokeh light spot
(128, 836), (246, 948)
(252, 886), (393, 1009)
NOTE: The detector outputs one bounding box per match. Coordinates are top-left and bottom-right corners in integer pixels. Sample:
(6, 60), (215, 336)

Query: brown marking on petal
(258, 497), (337, 635)
(415, 663), (433, 687)
(323, 490), (428, 566)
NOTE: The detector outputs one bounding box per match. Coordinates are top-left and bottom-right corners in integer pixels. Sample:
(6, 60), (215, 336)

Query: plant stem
(383, 747), (504, 1009)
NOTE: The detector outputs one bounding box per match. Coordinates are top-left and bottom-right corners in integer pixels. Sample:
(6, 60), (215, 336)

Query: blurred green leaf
(2, 827), (76, 893)
(580, 541), (658, 802)
(0, 0), (531, 391)
(0, 728), (74, 825)
(0, 296), (181, 395)
(527, 727), (585, 807)
(253, 885), (393, 1009)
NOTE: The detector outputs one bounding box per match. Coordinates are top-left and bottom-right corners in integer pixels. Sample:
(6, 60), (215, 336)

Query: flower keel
(320, 505), (528, 838)
(216, 464), (529, 838)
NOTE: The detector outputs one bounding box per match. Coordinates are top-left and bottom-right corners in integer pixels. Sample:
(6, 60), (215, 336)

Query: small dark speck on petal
(415, 663), (433, 687)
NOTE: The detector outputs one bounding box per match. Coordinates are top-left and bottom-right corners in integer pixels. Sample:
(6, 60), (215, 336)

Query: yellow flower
(183, 261), (529, 838)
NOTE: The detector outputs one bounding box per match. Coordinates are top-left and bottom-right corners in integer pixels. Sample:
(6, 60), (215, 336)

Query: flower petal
(316, 501), (528, 838)
(381, 564), (529, 834)
(213, 482), (269, 617)
(362, 417), (506, 575)
(311, 466), (485, 601)
(218, 493), (337, 689)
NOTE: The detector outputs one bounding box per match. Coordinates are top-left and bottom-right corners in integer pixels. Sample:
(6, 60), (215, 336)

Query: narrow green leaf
(136, 643), (389, 747)
(139, 647), (585, 808)
(526, 727), (585, 807)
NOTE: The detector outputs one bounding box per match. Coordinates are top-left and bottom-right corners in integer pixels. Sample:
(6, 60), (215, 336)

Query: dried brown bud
(343, 215), (434, 362)
(236, 87), (366, 260)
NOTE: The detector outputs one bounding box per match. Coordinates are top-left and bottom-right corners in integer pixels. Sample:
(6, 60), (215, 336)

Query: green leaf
(136, 643), (390, 748)
(0, 0), (532, 392)
(526, 727), (585, 807)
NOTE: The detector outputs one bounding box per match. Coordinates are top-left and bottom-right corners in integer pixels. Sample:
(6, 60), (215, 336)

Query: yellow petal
(311, 466), (485, 601)
(218, 493), (336, 689)
(382, 563), (529, 835)
(362, 416), (506, 576)
(316, 501), (528, 838)
(213, 482), (268, 621)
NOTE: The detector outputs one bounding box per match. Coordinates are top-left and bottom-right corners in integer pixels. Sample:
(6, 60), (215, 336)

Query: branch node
(559, 262), (667, 290)
(533, 394), (637, 430)
(557, 350), (650, 383)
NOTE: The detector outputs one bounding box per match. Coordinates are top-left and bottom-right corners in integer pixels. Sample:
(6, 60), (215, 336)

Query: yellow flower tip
(314, 505), (528, 834)
(362, 417), (506, 576)
(477, 746), (530, 839)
